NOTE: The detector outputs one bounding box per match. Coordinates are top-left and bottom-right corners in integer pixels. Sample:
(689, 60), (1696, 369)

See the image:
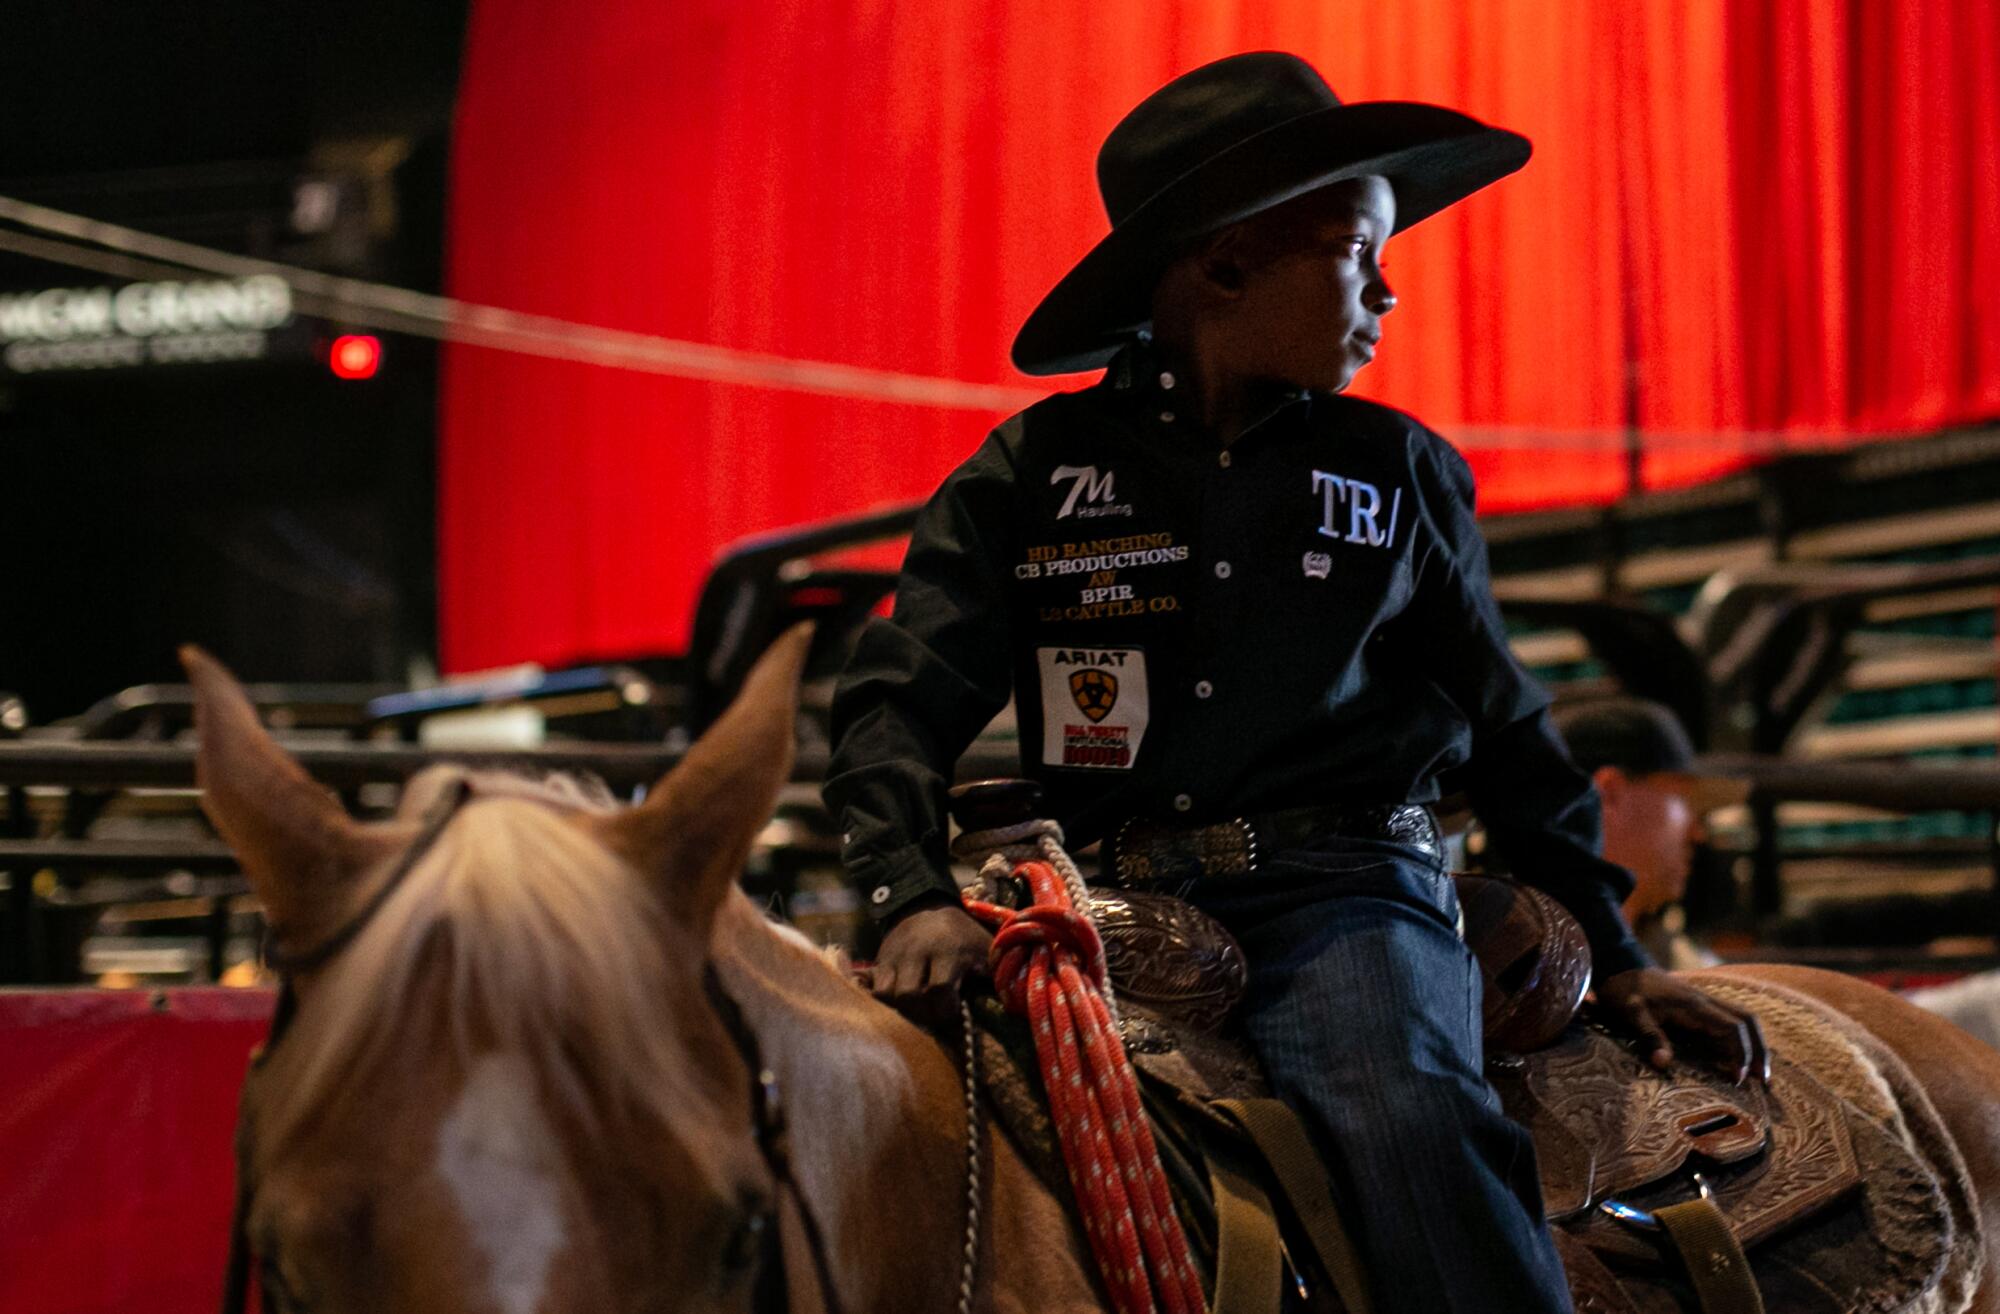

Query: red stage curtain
(441, 0), (2000, 671)
(0, 990), (271, 1314)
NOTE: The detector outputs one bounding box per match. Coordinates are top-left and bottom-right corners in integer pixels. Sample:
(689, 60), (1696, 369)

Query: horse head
(189, 629), (821, 1313)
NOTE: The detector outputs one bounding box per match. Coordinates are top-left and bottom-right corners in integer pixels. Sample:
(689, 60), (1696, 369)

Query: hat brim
(1012, 101), (1531, 376)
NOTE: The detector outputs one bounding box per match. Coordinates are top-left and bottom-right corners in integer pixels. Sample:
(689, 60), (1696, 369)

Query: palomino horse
(189, 631), (2000, 1313)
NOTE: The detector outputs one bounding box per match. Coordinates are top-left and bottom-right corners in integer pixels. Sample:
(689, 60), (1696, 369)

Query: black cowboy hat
(1011, 51), (1532, 376)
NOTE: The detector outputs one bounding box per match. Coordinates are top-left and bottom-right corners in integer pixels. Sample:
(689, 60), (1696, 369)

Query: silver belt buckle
(1233, 817), (1261, 874)
(1113, 815), (1260, 886)
(1193, 816), (1257, 880)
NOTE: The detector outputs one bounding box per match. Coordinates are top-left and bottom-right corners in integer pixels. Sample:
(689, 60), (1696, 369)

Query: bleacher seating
(1489, 424), (2000, 958)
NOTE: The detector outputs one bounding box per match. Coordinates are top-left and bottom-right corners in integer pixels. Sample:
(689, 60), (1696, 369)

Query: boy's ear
(1197, 226), (1247, 295)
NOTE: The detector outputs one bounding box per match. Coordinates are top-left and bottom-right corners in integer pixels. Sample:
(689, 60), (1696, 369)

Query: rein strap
(704, 965), (850, 1314)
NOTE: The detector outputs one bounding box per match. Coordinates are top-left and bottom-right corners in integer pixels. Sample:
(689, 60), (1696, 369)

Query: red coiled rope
(964, 860), (1207, 1314)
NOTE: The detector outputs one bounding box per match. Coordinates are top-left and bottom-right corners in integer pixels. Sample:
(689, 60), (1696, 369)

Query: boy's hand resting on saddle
(870, 895), (994, 1026)
(1595, 967), (1771, 1086)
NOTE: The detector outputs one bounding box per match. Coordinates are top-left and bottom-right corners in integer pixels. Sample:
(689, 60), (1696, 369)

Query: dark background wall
(0, 0), (468, 719)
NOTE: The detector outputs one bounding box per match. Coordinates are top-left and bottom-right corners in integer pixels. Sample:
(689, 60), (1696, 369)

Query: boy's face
(1213, 175), (1399, 394)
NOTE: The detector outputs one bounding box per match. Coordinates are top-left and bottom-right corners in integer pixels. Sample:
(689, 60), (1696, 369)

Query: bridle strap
(218, 779), (473, 1314)
(262, 778), (473, 973)
(219, 1175), (254, 1314)
(703, 965), (850, 1314)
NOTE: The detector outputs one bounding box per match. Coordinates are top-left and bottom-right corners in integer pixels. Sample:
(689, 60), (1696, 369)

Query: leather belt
(1109, 803), (1440, 889)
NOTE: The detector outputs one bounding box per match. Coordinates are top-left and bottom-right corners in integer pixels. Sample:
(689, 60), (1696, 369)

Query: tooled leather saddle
(1084, 874), (1953, 1314)
(951, 778), (1948, 1314)
(1082, 878), (1954, 1314)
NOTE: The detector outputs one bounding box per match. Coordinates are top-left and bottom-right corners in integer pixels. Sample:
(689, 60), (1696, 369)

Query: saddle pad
(1686, 972), (1983, 1314)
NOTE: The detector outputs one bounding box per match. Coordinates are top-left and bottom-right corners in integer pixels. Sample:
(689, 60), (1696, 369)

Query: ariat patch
(1038, 647), (1148, 770)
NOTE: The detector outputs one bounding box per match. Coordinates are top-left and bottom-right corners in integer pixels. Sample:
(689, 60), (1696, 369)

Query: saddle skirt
(1494, 1025), (1831, 1239)
(1495, 1028), (1952, 1308)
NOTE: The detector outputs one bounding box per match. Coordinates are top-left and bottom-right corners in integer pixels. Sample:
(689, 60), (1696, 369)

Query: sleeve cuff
(846, 839), (961, 924)
(1560, 889), (1655, 981)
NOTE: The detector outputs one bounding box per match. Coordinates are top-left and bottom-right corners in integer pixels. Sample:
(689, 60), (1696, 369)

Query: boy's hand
(1594, 967), (1771, 1086)
(871, 896), (994, 1026)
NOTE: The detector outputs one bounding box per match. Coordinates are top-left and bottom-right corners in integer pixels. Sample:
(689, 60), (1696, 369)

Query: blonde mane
(253, 767), (722, 1167)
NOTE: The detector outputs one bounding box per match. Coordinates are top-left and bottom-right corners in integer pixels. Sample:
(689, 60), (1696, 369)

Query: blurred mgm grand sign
(0, 274), (307, 374)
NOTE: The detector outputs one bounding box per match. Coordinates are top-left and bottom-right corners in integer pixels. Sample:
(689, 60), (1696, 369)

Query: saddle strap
(1210, 1098), (1374, 1314)
(1203, 1132), (1282, 1314)
(1653, 1198), (1765, 1314)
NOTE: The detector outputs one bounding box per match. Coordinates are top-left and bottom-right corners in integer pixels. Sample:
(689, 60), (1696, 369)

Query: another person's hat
(1552, 697), (1753, 813)
(1011, 51), (1531, 376)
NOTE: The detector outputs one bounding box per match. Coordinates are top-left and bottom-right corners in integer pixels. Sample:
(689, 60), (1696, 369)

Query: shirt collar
(1104, 337), (1313, 446)
(1105, 336), (1190, 411)
(1105, 336), (1158, 393)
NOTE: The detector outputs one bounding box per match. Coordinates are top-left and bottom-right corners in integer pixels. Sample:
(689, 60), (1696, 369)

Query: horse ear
(181, 645), (399, 951)
(595, 624), (813, 938)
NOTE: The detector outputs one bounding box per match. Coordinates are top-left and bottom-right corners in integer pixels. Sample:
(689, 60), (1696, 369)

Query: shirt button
(1173, 793), (1193, 812)
(870, 885), (891, 906)
(1214, 560), (1232, 579)
(1158, 371), (1176, 390)
(1217, 450), (1232, 469)
(1195, 679), (1213, 699)
(1159, 410), (1176, 424)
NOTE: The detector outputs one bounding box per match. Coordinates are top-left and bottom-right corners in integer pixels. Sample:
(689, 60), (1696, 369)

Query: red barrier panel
(0, 989), (273, 1314)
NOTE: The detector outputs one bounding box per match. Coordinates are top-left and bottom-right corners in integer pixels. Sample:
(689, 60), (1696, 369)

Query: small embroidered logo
(1050, 464), (1132, 520)
(1069, 668), (1119, 722)
(1311, 469), (1404, 549)
(1302, 551), (1333, 580)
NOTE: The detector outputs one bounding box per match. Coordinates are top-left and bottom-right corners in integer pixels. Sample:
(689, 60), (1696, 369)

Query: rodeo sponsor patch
(1038, 646), (1149, 770)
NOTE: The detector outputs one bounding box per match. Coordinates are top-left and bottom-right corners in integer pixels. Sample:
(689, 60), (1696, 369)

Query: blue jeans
(1193, 834), (1573, 1313)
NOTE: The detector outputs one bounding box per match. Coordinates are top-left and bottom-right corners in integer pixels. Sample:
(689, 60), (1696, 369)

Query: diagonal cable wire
(0, 194), (1044, 413)
(0, 194), (1840, 456)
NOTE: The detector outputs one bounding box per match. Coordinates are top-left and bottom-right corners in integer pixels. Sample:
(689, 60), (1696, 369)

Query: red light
(329, 334), (382, 380)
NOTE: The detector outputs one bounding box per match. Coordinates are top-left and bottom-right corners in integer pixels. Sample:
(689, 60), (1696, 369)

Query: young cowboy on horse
(827, 52), (1765, 1309)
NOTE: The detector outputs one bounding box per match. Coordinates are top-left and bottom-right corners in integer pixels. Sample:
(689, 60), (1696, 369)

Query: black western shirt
(825, 346), (1649, 978)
